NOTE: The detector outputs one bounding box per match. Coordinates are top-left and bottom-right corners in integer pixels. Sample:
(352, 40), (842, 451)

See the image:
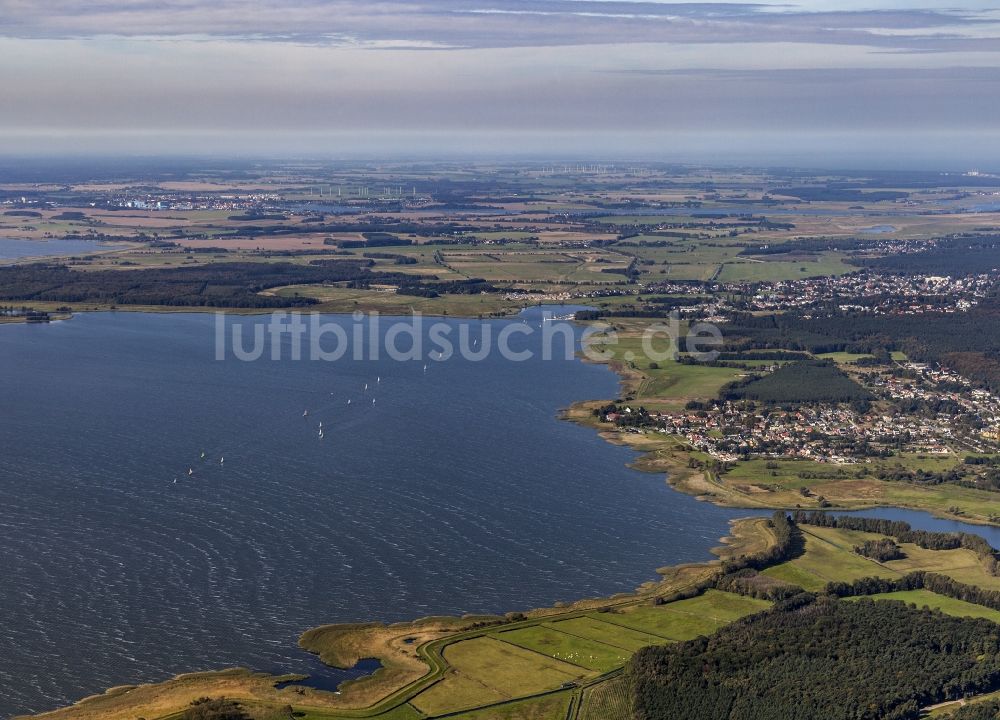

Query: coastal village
(728, 272), (995, 314)
(602, 360), (1000, 464)
(636, 271), (995, 317)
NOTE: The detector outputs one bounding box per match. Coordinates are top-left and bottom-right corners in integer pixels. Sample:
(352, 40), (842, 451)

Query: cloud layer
(2, 0), (998, 51)
(0, 0), (998, 164)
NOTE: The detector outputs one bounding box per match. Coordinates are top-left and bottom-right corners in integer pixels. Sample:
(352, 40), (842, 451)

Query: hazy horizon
(1, 0), (999, 166)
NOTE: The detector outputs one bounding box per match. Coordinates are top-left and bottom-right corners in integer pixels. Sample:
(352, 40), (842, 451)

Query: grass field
(665, 588), (774, 622)
(583, 330), (743, 409)
(409, 672), (507, 715)
(764, 524), (1000, 596)
(440, 637), (587, 697)
(410, 635), (588, 715)
(548, 616), (669, 651)
(596, 591), (770, 641)
(446, 693), (571, 720)
(762, 526), (899, 589)
(815, 351), (876, 364)
(495, 625), (630, 672)
(716, 253), (852, 282)
(578, 677), (633, 720)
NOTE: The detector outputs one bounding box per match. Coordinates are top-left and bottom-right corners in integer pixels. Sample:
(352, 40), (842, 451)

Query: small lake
(859, 224), (897, 234)
(0, 237), (118, 260)
(836, 507), (1000, 545)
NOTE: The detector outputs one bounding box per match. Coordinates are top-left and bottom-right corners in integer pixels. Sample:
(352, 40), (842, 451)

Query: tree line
(629, 593), (1000, 720)
(718, 360), (873, 404)
(0, 261), (414, 308)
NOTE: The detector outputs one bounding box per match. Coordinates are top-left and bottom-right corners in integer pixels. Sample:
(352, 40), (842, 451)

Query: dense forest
(740, 236), (884, 256)
(722, 309), (1000, 393)
(335, 234), (412, 248)
(629, 595), (1000, 720)
(397, 278), (499, 297)
(0, 262), (406, 308)
(852, 236), (1000, 275)
(854, 537), (905, 561)
(361, 251), (419, 264)
(721, 511), (804, 575)
(719, 360), (872, 404)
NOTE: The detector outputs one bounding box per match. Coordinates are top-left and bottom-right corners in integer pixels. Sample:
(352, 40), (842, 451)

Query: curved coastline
(15, 309), (1000, 719)
(19, 516), (770, 720)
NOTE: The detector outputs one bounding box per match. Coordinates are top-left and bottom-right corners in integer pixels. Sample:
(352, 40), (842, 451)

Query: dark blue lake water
(0, 308), (751, 716)
(0, 238), (117, 260)
(3, 310), (998, 717)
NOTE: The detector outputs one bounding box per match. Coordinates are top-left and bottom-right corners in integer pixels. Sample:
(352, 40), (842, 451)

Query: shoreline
(19, 516), (771, 720)
(15, 311), (1000, 719)
(0, 299), (548, 324)
(567, 342), (1000, 529)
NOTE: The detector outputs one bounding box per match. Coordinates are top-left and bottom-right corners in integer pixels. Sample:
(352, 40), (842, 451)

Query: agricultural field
(495, 625), (631, 672)
(595, 590), (771, 641)
(413, 637), (587, 713)
(548, 616), (668, 651)
(716, 253), (853, 282)
(445, 693), (571, 720)
(578, 676), (633, 720)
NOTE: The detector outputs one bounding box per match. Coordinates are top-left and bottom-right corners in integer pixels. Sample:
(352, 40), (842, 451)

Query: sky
(1, 0), (999, 167)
